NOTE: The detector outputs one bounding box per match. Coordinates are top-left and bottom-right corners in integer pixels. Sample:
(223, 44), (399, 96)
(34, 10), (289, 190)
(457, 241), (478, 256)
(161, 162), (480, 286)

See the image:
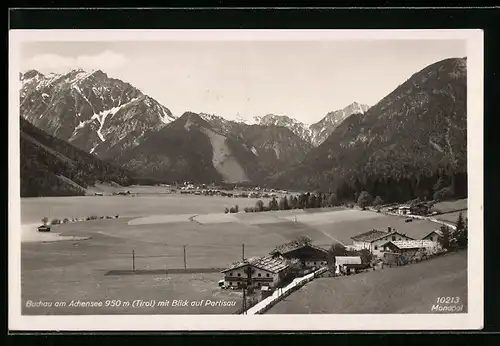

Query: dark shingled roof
(351, 229), (390, 242)
(352, 229), (415, 243)
(221, 255), (292, 274)
(270, 240), (328, 255)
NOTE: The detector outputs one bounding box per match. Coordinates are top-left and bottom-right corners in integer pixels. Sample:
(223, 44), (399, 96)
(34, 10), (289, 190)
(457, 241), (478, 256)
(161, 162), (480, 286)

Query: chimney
(388, 227), (392, 232)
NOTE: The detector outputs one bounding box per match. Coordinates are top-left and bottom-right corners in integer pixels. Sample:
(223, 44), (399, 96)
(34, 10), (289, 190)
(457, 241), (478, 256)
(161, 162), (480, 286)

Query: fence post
(132, 249), (135, 273)
(183, 245), (187, 272)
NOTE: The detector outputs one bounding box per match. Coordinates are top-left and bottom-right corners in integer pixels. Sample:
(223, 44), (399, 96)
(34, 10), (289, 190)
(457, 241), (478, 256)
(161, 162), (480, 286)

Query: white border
(9, 29), (483, 331)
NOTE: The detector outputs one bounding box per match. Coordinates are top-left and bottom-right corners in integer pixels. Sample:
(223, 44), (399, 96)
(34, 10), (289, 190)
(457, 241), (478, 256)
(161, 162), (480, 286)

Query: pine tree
(455, 212), (468, 248)
(327, 193), (338, 207)
(439, 225), (451, 250)
(308, 194), (317, 209)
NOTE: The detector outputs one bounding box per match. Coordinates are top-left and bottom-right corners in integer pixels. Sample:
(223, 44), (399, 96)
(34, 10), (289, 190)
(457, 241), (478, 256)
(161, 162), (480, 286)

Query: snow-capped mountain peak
(249, 103), (370, 146)
(20, 68), (176, 159)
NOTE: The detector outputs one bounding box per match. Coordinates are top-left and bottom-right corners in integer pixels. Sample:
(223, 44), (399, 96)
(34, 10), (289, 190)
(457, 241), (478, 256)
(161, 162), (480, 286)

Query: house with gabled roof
(220, 255), (294, 289)
(380, 240), (443, 264)
(422, 229), (444, 243)
(270, 239), (329, 268)
(381, 240), (439, 252)
(351, 227), (414, 257)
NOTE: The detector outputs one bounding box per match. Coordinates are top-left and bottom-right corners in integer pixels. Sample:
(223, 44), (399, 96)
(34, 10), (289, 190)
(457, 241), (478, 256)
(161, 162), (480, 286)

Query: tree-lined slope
(275, 57), (467, 202)
(20, 117), (137, 197)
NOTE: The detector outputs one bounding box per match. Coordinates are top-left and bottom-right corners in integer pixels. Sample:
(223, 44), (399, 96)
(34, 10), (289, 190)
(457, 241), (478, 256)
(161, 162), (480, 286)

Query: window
(374, 245), (378, 250)
(229, 282), (233, 286)
(430, 236), (434, 241)
(258, 283), (261, 287)
(266, 273), (270, 277)
(398, 238), (401, 240)
(237, 273), (241, 277)
(392, 236), (396, 241)
(314, 262), (316, 265)
(229, 272), (233, 276)
(258, 273), (261, 277)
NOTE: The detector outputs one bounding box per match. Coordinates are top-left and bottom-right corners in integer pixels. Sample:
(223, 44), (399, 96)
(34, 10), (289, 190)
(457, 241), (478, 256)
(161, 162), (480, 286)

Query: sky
(21, 40), (466, 124)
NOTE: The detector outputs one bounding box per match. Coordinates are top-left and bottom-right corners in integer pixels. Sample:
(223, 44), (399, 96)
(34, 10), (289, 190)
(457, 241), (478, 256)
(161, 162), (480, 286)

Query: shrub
(255, 200), (264, 212)
(89, 215), (99, 220)
(229, 207), (236, 213)
(41, 217), (49, 225)
(357, 191), (373, 208)
(373, 196), (384, 207)
(244, 207), (250, 213)
(224, 207), (229, 214)
(51, 218), (60, 225)
(235, 205), (239, 213)
(269, 197), (279, 211)
(99, 216), (105, 219)
(63, 218), (70, 224)
(106, 216), (113, 219)
(115, 214), (119, 218)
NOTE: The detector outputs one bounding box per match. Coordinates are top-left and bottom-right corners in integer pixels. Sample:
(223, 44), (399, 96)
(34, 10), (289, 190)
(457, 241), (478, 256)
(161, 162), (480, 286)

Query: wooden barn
(270, 240), (329, 268)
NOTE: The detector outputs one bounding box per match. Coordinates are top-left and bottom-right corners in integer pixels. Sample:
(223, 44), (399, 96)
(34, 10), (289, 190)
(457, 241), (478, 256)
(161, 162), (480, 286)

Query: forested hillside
(274, 57), (467, 203)
(20, 117), (138, 197)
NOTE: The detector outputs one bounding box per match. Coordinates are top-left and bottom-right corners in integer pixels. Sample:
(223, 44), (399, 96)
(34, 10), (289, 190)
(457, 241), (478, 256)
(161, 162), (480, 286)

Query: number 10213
(436, 296), (460, 304)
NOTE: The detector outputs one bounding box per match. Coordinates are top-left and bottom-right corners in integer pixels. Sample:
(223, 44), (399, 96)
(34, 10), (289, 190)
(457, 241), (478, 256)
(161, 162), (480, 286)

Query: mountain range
(19, 57), (467, 202)
(275, 57), (467, 202)
(254, 101), (369, 146)
(20, 69), (175, 159)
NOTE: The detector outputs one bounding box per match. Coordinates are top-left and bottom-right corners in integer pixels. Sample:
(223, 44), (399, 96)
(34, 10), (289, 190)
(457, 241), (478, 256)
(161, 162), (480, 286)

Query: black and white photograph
(8, 29), (483, 331)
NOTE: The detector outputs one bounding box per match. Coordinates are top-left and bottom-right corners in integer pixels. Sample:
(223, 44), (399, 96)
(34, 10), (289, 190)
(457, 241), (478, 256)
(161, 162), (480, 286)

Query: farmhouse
(221, 255), (291, 289)
(410, 203), (432, 216)
(381, 240), (439, 252)
(334, 256), (368, 275)
(397, 206), (411, 215)
(422, 230), (444, 243)
(351, 227), (414, 257)
(270, 240), (329, 268)
(381, 240), (441, 265)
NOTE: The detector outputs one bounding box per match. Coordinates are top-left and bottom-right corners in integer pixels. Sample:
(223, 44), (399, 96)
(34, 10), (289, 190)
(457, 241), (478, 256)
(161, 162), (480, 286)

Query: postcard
(9, 28), (483, 331)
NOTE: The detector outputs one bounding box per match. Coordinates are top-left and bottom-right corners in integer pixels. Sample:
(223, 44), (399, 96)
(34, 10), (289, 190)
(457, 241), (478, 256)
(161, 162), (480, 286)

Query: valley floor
(19, 194), (468, 315)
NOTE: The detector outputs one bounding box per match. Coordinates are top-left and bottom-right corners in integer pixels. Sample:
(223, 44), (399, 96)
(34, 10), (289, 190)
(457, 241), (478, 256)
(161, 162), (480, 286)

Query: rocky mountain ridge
(20, 69), (175, 159)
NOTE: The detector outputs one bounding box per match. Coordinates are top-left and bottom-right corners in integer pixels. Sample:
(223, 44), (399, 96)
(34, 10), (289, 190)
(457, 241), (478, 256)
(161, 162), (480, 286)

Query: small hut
(38, 225), (51, 232)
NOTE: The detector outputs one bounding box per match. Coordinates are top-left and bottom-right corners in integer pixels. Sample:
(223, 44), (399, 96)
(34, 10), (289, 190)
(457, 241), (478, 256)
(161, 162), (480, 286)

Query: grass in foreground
(267, 251), (467, 314)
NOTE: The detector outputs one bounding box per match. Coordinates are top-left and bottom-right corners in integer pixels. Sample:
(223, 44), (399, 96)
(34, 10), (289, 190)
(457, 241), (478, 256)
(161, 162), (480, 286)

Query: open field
(21, 194), (271, 224)
(267, 251), (467, 314)
(436, 210), (468, 224)
(433, 199), (468, 214)
(432, 198), (468, 225)
(20, 195), (461, 314)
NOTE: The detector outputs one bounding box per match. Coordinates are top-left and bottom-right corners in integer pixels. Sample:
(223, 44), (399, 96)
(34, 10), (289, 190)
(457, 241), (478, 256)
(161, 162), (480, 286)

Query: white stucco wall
(305, 260), (327, 268)
(223, 265), (277, 288)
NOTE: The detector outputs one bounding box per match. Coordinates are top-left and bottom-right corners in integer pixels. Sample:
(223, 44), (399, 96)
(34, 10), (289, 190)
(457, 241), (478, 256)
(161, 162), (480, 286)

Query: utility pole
(242, 284), (247, 314)
(132, 249), (135, 273)
(183, 245), (187, 271)
(242, 244), (245, 261)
